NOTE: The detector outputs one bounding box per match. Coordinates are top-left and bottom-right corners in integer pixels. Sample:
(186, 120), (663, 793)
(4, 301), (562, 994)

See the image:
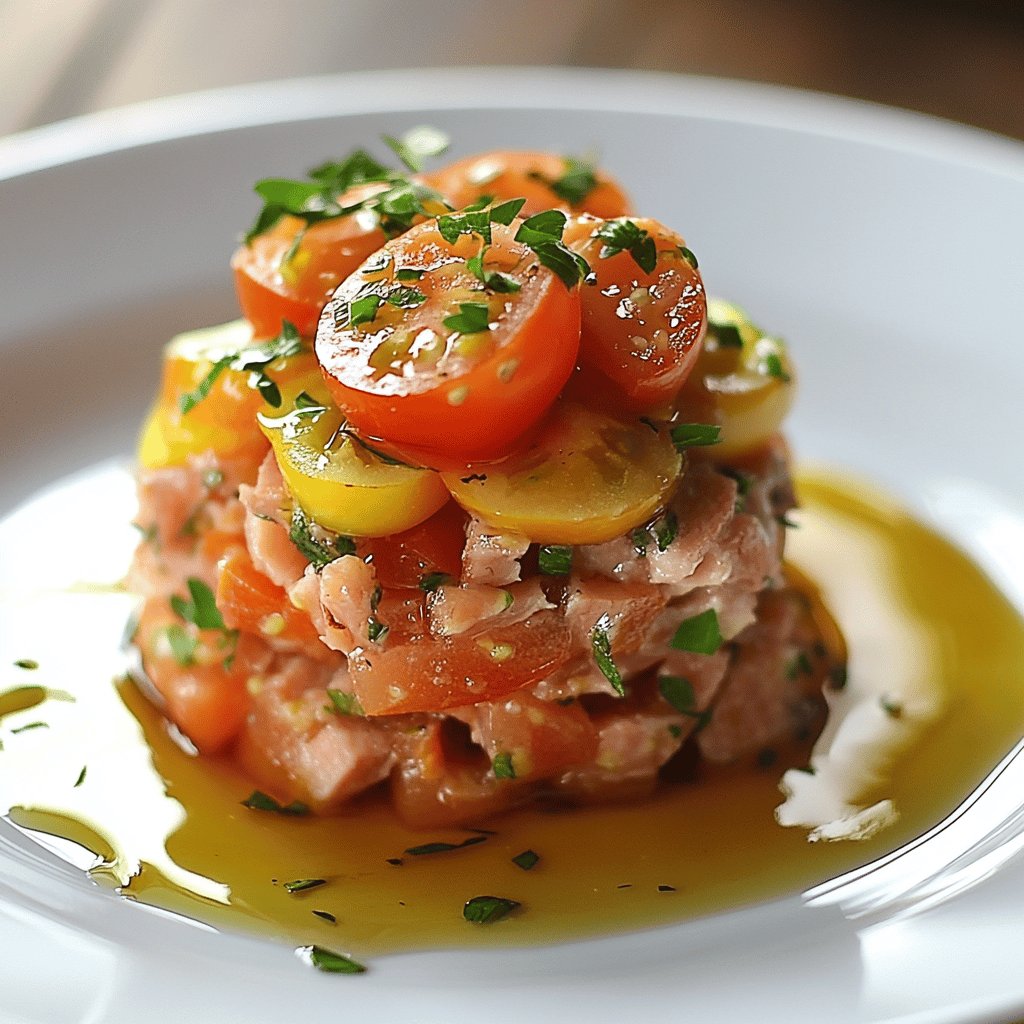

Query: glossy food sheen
(2, 470), (1022, 956)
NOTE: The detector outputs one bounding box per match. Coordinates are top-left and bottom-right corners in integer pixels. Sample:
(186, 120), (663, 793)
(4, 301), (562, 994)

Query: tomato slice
(315, 217), (581, 466)
(231, 182), (393, 339)
(362, 501), (468, 589)
(675, 298), (797, 458)
(424, 150), (631, 219)
(349, 607), (573, 715)
(443, 400), (682, 545)
(564, 216), (707, 410)
(137, 319), (316, 470)
(258, 371), (449, 536)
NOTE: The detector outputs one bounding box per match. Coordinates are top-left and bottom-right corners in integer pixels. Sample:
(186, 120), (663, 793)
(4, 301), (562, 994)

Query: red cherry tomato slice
(565, 215), (708, 410)
(315, 216), (582, 466)
(425, 150), (631, 219)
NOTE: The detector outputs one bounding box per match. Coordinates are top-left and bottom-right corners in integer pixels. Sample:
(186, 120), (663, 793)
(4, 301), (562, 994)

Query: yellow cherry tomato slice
(258, 374), (449, 537)
(442, 401), (682, 545)
(675, 299), (797, 459)
(137, 320), (316, 470)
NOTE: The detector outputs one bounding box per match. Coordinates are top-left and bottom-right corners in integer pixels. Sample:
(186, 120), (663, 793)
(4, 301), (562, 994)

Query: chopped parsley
(385, 285), (427, 309)
(10, 722), (48, 734)
(404, 836), (487, 856)
(652, 510), (678, 553)
(630, 528), (649, 558)
(708, 320), (744, 349)
(242, 790), (309, 816)
(179, 321), (303, 414)
(289, 505), (356, 569)
(443, 301), (490, 335)
(418, 572), (451, 593)
(761, 351), (791, 382)
(657, 675), (710, 730)
(594, 218), (657, 274)
(514, 210), (590, 288)
(170, 578), (227, 632)
(74, 766), (87, 788)
(529, 154), (598, 206)
(13, 659), (38, 670)
(591, 621), (625, 697)
(366, 617), (389, 643)
(298, 945), (366, 975)
(669, 608), (723, 655)
(164, 623), (198, 667)
(382, 125), (450, 173)
(657, 884), (677, 893)
(312, 910), (337, 923)
(466, 246), (522, 293)
(511, 849), (540, 871)
(284, 878), (327, 894)
(538, 544), (573, 575)
(463, 895), (521, 924)
(325, 689), (365, 717)
(492, 752), (516, 779)
(669, 423), (721, 450)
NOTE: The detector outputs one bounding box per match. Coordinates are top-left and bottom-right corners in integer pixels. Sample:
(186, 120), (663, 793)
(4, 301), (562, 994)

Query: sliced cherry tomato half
(443, 400), (683, 545)
(231, 182), (394, 339)
(315, 216), (582, 466)
(564, 215), (707, 411)
(424, 150), (631, 219)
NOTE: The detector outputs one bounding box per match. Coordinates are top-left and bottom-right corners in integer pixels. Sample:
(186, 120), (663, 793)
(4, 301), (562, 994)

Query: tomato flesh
(563, 216), (708, 410)
(315, 217), (581, 466)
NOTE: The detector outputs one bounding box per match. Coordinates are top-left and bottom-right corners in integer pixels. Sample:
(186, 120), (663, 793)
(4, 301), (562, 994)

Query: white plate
(2, 68), (1024, 1024)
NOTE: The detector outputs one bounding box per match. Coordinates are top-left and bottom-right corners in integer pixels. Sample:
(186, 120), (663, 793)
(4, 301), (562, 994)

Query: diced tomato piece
(364, 501), (467, 589)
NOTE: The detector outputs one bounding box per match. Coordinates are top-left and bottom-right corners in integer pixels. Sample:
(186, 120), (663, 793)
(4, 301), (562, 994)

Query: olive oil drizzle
(1, 467), (1023, 959)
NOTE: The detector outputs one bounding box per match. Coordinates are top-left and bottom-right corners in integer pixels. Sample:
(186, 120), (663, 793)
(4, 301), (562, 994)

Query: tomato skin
(135, 597), (257, 754)
(424, 150), (631, 219)
(231, 183), (390, 339)
(349, 608), (573, 715)
(363, 501), (467, 589)
(315, 218), (582, 466)
(565, 215), (707, 410)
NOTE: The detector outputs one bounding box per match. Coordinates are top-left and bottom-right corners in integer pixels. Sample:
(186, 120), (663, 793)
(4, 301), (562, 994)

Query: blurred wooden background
(1, 0), (1022, 140)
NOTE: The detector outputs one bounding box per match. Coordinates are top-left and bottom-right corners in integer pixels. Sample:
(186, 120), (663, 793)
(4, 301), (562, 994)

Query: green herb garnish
(514, 210), (590, 288)
(13, 659), (38, 670)
(591, 622), (625, 697)
(511, 850), (539, 871)
(761, 352), (791, 382)
(404, 836), (487, 856)
(385, 285), (427, 309)
(631, 528), (649, 558)
(418, 572), (451, 593)
(284, 878), (327, 894)
(669, 423), (721, 450)
(74, 766), (87, 787)
(656, 676), (710, 730)
(492, 752), (516, 779)
(10, 722), (48, 734)
(366, 617), (389, 643)
(466, 246), (522, 293)
(312, 910), (337, 923)
(443, 301), (490, 335)
(325, 689), (365, 717)
(299, 945), (367, 974)
(289, 506), (356, 569)
(669, 608), (723, 655)
(529, 154), (598, 207)
(594, 218), (657, 274)
(382, 125), (450, 173)
(538, 544), (573, 575)
(709, 320), (743, 349)
(170, 578), (227, 632)
(463, 895), (521, 924)
(164, 624), (198, 667)
(653, 511), (678, 552)
(242, 790), (309, 816)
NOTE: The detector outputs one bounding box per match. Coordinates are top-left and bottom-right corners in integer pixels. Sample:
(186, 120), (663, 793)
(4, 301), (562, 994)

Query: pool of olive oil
(1, 465), (1023, 958)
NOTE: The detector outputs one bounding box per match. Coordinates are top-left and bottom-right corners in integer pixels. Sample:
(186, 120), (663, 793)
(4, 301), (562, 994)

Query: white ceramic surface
(1, 68), (1023, 1024)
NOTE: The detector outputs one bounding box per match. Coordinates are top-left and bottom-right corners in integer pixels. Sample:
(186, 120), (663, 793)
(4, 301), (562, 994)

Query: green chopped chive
(382, 125), (450, 173)
(594, 218), (657, 274)
(418, 572), (451, 593)
(325, 689), (365, 717)
(74, 766), (87, 787)
(404, 836), (487, 856)
(463, 895), (521, 924)
(443, 301), (490, 335)
(164, 624), (197, 667)
(511, 849), (540, 871)
(299, 945), (367, 974)
(10, 722), (48, 734)
(242, 790), (309, 816)
(492, 752), (516, 779)
(669, 608), (724, 655)
(170, 578), (226, 632)
(312, 910), (337, 923)
(284, 878), (327, 894)
(591, 622), (625, 697)
(289, 506), (356, 569)
(669, 423), (721, 450)
(14, 659), (39, 671)
(538, 544), (573, 575)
